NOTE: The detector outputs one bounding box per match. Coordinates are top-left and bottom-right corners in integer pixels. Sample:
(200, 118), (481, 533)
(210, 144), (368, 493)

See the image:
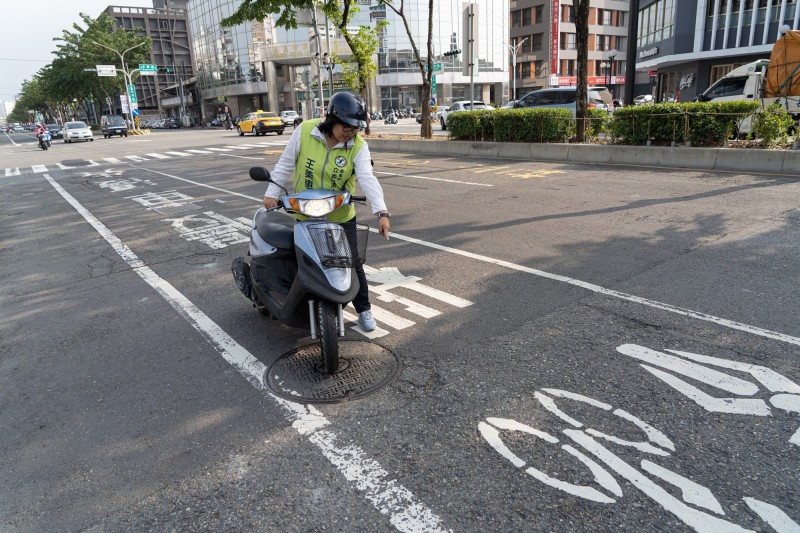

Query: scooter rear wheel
(318, 300), (339, 374)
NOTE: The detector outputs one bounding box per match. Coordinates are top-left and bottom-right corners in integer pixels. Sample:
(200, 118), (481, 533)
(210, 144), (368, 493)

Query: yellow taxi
(236, 110), (285, 136)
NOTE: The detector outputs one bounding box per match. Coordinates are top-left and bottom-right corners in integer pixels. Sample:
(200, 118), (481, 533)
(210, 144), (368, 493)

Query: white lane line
(145, 153), (171, 159)
(104, 157), (123, 164)
(186, 149), (213, 154)
(374, 170), (492, 187)
(32, 165), (47, 173)
(42, 172), (448, 533)
(164, 151), (192, 157)
(5, 168), (20, 177)
(133, 166), (800, 347)
(125, 155), (149, 162)
(219, 154), (262, 160)
(206, 147), (234, 152)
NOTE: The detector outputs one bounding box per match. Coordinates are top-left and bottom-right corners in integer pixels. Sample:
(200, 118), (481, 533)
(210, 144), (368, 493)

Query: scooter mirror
(249, 167), (272, 182)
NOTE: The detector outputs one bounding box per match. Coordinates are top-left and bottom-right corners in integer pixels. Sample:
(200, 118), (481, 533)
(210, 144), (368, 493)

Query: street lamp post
(600, 61), (609, 87)
(607, 49), (618, 99)
(90, 40), (146, 129)
(507, 38), (528, 102)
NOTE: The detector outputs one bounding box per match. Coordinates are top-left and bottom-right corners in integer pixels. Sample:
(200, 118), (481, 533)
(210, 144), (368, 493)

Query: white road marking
(238, 143), (266, 148)
(164, 151), (192, 157)
(743, 497), (800, 533)
(206, 147), (234, 152)
(57, 160), (100, 169)
(145, 153), (171, 159)
(125, 155), (149, 162)
(223, 145), (253, 150)
(32, 165), (47, 173)
(186, 149), (213, 154)
(218, 154), (262, 160)
(374, 170), (492, 187)
(42, 173), (449, 533)
(130, 166), (800, 348)
(104, 157), (123, 164)
(5, 168), (20, 176)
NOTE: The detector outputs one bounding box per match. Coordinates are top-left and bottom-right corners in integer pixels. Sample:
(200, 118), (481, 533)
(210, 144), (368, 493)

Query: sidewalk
(367, 138), (800, 177)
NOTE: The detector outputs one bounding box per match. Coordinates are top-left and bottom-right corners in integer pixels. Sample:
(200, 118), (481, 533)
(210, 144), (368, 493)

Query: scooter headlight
(290, 194), (345, 217)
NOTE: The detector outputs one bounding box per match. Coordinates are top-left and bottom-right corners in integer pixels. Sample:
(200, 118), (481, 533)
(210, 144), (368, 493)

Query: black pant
(339, 217), (370, 313)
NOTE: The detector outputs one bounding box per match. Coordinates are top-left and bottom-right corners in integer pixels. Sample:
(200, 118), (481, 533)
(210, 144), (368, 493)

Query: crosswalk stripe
(5, 168), (20, 177)
(145, 153), (171, 159)
(223, 145), (252, 150)
(186, 149), (213, 154)
(342, 309), (389, 339)
(32, 165), (47, 173)
(206, 147), (234, 152)
(237, 144), (264, 148)
(57, 160), (100, 169)
(125, 155), (149, 162)
(164, 151), (191, 157)
(104, 157), (123, 164)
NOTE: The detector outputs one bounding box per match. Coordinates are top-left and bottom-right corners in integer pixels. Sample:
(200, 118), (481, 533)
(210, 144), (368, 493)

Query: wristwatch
(378, 212), (392, 219)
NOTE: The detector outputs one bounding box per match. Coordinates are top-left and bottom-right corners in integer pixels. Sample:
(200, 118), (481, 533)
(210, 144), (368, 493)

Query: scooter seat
(255, 209), (295, 250)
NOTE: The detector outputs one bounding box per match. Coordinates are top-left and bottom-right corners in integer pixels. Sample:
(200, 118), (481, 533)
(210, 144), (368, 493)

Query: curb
(367, 139), (800, 177)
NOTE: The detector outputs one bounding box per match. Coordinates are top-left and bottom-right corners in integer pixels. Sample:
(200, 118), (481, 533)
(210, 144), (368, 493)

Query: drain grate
(266, 341), (401, 404)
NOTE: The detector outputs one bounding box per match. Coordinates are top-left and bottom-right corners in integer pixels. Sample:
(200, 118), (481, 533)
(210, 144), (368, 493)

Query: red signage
(554, 76), (627, 86)
(551, 0), (559, 76)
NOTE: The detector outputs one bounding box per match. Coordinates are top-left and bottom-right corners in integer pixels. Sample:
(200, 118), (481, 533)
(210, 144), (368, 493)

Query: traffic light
(443, 49), (461, 57)
(158, 66), (173, 73)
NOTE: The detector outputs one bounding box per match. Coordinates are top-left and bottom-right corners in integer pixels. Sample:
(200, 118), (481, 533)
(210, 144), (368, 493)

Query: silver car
(514, 87), (614, 115)
(63, 121), (94, 143)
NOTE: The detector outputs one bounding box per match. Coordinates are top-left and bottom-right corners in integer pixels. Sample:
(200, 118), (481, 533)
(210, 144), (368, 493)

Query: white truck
(697, 29), (800, 133)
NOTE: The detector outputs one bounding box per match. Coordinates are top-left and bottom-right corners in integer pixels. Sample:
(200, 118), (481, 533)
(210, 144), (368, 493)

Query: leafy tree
(573, 0), (590, 141)
(221, 1), (383, 102)
(377, 0), (435, 138)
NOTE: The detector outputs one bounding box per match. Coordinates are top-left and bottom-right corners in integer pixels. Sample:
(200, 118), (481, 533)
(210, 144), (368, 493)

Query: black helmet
(327, 91), (368, 128)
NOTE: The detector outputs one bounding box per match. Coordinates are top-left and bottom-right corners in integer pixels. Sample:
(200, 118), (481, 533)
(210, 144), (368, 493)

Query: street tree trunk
(574, 0), (591, 142)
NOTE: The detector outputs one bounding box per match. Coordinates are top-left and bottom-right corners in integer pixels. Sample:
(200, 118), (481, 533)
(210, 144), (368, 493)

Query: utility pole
(90, 40), (146, 130)
(507, 37), (527, 102)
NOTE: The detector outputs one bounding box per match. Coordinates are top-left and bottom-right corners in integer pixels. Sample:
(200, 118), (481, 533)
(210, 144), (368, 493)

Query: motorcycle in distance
(232, 167), (369, 374)
(384, 110), (398, 125)
(37, 130), (51, 151)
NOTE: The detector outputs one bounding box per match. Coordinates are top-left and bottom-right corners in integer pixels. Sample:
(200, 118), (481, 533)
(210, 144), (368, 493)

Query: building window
(603, 9), (612, 25)
(520, 37), (532, 53)
(561, 33), (577, 50)
(597, 34), (606, 50)
(535, 5), (544, 23)
(521, 62), (531, 78)
(535, 60), (544, 77)
(639, 0), (675, 46)
(523, 8), (532, 26)
(512, 10), (522, 28)
(562, 5), (574, 22)
(532, 33), (543, 51)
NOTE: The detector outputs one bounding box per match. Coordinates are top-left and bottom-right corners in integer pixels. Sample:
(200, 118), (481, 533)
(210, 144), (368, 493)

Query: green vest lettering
(293, 119), (364, 223)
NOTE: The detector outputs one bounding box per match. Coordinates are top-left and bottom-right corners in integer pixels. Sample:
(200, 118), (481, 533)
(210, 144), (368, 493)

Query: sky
(0, 0), (156, 100)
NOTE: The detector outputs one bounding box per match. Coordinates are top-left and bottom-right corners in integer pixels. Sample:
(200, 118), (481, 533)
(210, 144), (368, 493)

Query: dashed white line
(164, 151), (192, 157)
(5, 168), (20, 177)
(186, 149), (213, 154)
(125, 155), (149, 162)
(104, 157), (123, 164)
(145, 153), (172, 159)
(42, 172), (449, 533)
(32, 165), (47, 173)
(206, 147), (234, 152)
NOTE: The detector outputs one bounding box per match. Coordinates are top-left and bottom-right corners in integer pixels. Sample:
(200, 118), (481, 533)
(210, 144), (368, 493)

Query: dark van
(101, 115), (128, 138)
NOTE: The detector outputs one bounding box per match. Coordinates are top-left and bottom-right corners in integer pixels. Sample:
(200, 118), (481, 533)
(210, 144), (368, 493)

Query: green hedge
(608, 101), (761, 146)
(443, 101), (778, 147)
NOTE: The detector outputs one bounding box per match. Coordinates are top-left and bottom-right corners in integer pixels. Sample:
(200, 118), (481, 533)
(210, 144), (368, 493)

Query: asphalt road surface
(1, 126), (799, 532)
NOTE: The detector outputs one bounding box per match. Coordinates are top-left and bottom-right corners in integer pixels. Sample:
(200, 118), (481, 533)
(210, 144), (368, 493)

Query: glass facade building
(187, 0), (510, 120)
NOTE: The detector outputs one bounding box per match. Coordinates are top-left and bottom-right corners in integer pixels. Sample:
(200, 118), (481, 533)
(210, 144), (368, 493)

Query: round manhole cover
(266, 341), (401, 404)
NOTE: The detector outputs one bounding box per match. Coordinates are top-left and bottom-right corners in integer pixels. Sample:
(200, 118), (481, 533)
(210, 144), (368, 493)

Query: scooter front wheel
(318, 300), (339, 374)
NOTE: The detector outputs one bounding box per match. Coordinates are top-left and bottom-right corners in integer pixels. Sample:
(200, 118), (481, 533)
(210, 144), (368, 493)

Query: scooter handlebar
(350, 195), (367, 203)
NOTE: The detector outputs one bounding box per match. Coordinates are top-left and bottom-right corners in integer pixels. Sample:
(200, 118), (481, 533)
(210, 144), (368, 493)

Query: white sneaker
(358, 310), (376, 331)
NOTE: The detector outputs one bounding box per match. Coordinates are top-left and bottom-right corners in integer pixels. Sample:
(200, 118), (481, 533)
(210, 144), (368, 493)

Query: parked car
(279, 110), (299, 127)
(237, 110), (284, 136)
(633, 94), (654, 105)
(439, 100), (493, 130)
(45, 124), (62, 139)
(501, 100), (516, 109)
(63, 121), (93, 143)
(100, 115), (128, 138)
(514, 87), (613, 115)
(164, 118), (182, 129)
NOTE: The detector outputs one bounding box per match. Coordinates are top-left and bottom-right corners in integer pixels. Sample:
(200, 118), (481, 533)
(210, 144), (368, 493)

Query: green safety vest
(293, 118), (364, 223)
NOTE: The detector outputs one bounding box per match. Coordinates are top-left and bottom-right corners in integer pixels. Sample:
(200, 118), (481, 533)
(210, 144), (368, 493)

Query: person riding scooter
(239, 91), (392, 331)
(35, 123), (51, 150)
